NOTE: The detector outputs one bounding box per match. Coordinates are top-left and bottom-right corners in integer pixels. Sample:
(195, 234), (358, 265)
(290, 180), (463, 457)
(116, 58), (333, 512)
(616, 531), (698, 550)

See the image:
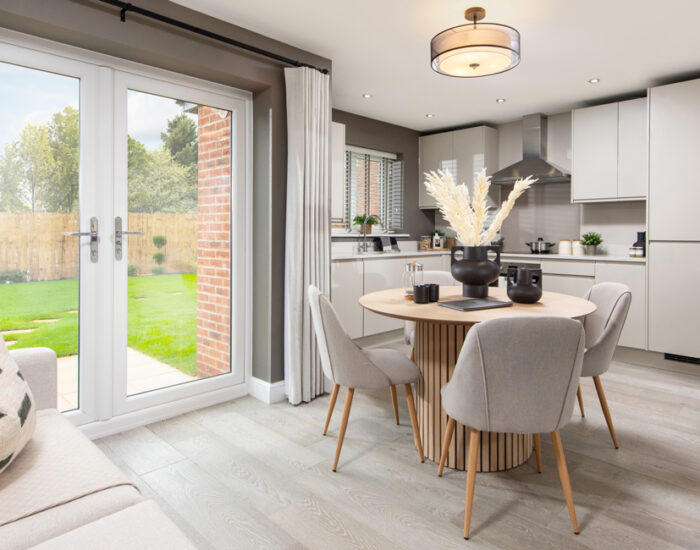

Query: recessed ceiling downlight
(588, 78), (601, 84)
(430, 7), (520, 78)
(362, 93), (373, 98)
(496, 98), (506, 103)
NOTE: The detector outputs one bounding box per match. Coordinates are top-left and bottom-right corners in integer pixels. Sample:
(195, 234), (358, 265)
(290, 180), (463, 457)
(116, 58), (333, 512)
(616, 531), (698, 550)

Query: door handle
(114, 216), (144, 260)
(63, 217), (98, 263)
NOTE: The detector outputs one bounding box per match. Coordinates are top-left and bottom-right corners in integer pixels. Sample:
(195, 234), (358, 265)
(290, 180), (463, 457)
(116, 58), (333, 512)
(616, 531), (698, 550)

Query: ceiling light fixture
(430, 6), (520, 78)
(362, 93), (373, 98)
(425, 114), (436, 118)
(496, 98), (506, 103)
(588, 78), (600, 84)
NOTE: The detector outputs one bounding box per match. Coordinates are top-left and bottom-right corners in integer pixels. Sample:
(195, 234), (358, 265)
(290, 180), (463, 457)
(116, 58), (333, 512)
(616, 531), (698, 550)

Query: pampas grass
(424, 169), (536, 246)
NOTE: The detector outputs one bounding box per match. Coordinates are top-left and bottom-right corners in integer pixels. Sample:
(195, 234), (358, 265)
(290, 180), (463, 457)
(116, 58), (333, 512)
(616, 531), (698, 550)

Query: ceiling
(172, 0), (700, 131)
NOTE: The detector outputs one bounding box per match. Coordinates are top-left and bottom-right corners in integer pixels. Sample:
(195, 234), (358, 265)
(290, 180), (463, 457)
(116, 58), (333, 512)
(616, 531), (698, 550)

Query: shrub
(153, 235), (167, 248)
(152, 252), (166, 265)
(127, 264), (138, 277)
(0, 269), (27, 284)
(152, 266), (165, 275)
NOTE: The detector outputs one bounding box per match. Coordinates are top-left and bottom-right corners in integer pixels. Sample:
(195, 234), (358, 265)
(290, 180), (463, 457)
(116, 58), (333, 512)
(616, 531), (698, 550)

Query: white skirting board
(248, 376), (286, 404)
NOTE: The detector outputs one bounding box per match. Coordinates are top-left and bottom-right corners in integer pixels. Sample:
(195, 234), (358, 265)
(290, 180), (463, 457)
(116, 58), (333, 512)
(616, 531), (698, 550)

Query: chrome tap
(360, 214), (381, 253)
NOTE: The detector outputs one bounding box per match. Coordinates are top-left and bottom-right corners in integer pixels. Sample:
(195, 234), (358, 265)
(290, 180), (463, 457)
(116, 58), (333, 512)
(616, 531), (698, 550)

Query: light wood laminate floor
(96, 343), (700, 550)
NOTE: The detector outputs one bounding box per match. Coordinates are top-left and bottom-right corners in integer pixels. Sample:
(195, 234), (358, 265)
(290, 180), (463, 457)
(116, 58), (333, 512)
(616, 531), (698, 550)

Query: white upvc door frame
(111, 69), (252, 417)
(0, 29), (253, 437)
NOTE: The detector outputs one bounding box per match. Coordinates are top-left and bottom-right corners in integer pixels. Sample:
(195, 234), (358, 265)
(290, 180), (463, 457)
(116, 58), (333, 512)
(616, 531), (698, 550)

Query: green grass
(0, 274), (198, 375)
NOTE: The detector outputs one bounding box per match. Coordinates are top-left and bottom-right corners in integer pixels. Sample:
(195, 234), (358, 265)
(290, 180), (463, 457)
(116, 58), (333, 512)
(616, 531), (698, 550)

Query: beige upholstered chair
(438, 316), (585, 539)
(308, 285), (424, 471)
(576, 282), (631, 449)
(404, 270), (457, 346)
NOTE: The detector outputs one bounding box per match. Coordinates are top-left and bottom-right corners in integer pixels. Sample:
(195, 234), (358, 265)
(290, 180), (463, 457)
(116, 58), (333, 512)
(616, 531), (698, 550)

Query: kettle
(506, 267), (543, 304)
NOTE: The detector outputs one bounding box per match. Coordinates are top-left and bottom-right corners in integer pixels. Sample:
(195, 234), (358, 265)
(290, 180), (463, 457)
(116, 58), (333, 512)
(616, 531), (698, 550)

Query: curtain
(283, 67), (331, 405)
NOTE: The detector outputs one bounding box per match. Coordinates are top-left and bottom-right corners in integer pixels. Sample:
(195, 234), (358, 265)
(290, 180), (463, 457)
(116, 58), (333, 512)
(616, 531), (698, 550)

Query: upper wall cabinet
(649, 79), (700, 241)
(571, 98), (647, 203)
(418, 126), (498, 209)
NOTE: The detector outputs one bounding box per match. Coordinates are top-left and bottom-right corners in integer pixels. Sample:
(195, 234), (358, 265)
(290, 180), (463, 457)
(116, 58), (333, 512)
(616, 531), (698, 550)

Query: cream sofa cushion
(0, 337), (36, 473)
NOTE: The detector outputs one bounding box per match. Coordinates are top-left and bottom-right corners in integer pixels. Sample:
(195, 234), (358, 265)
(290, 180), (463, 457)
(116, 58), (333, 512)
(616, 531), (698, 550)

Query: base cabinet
(594, 262), (646, 349)
(649, 242), (700, 358)
(541, 274), (593, 298)
(330, 260), (364, 339)
(363, 257), (408, 336)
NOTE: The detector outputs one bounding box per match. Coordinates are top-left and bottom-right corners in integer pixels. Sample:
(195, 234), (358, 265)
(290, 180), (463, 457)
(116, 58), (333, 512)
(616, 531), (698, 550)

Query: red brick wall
(196, 106), (231, 378)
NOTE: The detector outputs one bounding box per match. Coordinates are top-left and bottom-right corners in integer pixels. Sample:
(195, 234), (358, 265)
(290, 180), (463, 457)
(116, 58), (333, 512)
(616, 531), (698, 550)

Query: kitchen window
(339, 146), (403, 232)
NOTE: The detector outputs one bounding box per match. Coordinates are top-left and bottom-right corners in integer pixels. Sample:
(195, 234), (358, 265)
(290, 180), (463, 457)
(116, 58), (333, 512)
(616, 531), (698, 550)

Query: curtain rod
(95, 0), (329, 74)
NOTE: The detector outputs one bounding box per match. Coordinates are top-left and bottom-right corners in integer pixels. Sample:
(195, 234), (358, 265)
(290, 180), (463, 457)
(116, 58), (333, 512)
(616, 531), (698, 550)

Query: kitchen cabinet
(363, 257), (407, 336)
(331, 259), (364, 339)
(331, 122), (346, 223)
(572, 99), (647, 202)
(594, 262), (646, 349)
(418, 132), (453, 208)
(419, 126), (498, 209)
(541, 274), (593, 298)
(649, 79), (700, 241)
(648, 242), (700, 358)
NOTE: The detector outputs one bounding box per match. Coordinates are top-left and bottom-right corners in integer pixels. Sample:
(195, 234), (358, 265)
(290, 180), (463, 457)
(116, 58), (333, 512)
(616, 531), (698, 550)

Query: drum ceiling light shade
(431, 7), (520, 78)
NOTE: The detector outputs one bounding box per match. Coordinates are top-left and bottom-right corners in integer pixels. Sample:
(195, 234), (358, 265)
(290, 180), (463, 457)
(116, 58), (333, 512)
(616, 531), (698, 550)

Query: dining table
(359, 285), (596, 473)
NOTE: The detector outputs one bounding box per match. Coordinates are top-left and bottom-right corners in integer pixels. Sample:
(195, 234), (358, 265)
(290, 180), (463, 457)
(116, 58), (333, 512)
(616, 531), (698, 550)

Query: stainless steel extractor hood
(491, 113), (570, 185)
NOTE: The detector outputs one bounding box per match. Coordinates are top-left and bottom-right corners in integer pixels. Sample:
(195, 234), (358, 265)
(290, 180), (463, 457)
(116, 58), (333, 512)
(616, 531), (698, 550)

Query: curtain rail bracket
(119, 3), (132, 22)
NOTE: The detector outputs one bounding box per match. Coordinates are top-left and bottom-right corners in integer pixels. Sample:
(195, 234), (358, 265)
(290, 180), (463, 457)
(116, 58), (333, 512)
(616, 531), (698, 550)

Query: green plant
(151, 266), (165, 275)
(153, 252), (166, 265)
(153, 235), (167, 248)
(430, 228), (445, 237)
(127, 264), (138, 277)
(352, 214), (378, 226)
(581, 232), (603, 246)
(0, 269), (27, 284)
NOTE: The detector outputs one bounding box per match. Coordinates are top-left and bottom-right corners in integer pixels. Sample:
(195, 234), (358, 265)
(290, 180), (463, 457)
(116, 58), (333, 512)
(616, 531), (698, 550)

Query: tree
(0, 142), (25, 212)
(128, 135), (150, 180)
(128, 147), (197, 213)
(44, 107), (79, 212)
(160, 113), (198, 168)
(17, 124), (54, 212)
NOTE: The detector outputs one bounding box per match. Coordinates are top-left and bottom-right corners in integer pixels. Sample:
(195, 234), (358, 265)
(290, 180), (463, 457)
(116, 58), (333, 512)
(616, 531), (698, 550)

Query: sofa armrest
(10, 347), (57, 410)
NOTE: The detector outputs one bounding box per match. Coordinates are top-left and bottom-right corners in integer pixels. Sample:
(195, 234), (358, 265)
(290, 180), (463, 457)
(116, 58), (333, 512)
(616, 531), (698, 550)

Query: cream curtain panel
(283, 66), (331, 405)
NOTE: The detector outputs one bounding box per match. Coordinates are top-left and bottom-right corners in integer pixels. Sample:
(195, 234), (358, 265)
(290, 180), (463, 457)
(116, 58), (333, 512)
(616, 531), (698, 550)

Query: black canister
(413, 284), (430, 304)
(506, 267), (543, 304)
(428, 284), (439, 302)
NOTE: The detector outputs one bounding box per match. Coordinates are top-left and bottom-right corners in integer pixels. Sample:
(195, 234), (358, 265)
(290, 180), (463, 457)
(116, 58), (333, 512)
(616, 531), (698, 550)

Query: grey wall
(0, 0), (331, 383)
(332, 109), (433, 239)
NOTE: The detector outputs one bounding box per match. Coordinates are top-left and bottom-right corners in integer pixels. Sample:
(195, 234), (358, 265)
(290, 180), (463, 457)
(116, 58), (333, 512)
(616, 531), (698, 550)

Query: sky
(0, 61), (197, 152)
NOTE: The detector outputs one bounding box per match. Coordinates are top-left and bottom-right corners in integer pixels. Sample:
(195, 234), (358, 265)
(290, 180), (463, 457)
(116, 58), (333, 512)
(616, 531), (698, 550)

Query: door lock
(114, 216), (144, 260)
(63, 217), (99, 262)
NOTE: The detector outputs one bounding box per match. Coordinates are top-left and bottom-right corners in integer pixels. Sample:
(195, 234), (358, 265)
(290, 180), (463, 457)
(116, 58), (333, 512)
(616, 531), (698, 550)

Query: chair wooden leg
(411, 347), (415, 362)
(438, 417), (455, 477)
(323, 384), (340, 435)
(593, 376), (619, 449)
(533, 433), (542, 473)
(577, 384), (585, 417)
(332, 388), (354, 472)
(551, 430), (579, 534)
(390, 385), (400, 425)
(464, 428), (480, 540)
(404, 383), (424, 463)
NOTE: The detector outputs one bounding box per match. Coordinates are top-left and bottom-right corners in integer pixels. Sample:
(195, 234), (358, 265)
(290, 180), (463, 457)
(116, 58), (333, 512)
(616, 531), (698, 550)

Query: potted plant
(581, 232), (603, 255)
(353, 214), (378, 234)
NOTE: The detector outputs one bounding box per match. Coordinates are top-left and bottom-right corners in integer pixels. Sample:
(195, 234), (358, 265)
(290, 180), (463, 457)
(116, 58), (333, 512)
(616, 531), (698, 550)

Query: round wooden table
(359, 285), (596, 472)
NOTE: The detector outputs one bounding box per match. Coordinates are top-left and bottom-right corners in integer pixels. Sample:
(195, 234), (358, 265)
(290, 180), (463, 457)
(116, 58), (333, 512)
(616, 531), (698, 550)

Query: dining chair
(438, 316), (585, 539)
(404, 270), (457, 347)
(308, 285), (424, 471)
(576, 282), (631, 449)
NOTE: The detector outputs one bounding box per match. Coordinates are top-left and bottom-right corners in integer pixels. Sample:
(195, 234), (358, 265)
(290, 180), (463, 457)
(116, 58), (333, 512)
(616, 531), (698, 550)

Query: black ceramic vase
(506, 267), (543, 304)
(450, 245), (501, 298)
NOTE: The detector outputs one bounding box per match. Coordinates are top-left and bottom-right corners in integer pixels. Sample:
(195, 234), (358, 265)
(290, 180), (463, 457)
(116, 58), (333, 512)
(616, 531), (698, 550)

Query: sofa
(0, 347), (196, 550)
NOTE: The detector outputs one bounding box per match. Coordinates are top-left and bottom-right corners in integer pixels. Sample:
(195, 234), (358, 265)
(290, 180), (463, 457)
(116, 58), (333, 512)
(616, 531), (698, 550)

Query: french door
(0, 36), (250, 430)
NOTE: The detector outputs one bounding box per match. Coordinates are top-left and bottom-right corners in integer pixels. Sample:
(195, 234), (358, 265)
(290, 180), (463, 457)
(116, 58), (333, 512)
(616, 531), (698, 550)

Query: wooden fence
(0, 213), (197, 281)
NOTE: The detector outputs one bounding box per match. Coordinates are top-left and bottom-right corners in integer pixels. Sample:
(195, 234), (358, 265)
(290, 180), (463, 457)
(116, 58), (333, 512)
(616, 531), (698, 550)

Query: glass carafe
(403, 260), (423, 295)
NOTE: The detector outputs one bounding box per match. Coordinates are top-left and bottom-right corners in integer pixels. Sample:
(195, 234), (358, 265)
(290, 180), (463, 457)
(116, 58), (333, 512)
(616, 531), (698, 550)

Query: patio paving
(57, 348), (195, 411)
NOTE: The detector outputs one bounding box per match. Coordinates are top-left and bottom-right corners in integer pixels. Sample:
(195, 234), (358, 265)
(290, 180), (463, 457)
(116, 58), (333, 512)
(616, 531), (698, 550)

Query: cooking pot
(525, 237), (556, 254)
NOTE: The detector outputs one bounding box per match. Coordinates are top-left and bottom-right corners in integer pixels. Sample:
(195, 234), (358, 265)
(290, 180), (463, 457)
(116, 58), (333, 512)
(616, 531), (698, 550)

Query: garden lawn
(0, 274), (198, 375)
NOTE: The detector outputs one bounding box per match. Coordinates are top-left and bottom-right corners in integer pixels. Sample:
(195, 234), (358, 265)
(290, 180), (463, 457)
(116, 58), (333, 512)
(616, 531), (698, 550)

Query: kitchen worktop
(332, 249), (646, 263)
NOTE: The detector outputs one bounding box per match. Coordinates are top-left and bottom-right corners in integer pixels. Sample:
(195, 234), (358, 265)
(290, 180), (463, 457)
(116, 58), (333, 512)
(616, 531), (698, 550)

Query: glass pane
(126, 90), (231, 395)
(0, 62), (80, 411)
